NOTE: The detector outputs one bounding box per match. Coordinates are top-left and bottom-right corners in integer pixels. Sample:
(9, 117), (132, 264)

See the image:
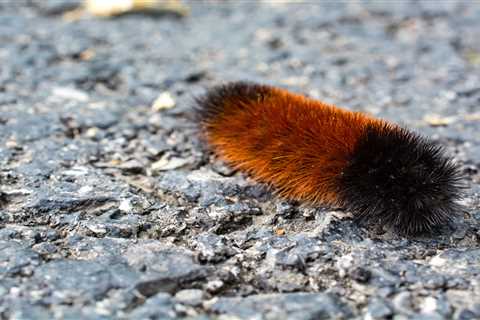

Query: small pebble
(152, 92), (176, 111)
(174, 289), (204, 306)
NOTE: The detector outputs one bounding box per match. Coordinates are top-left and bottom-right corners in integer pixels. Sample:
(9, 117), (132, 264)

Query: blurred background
(2, 1), (480, 149)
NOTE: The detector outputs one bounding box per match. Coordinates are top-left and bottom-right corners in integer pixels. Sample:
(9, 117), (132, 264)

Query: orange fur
(200, 84), (386, 205)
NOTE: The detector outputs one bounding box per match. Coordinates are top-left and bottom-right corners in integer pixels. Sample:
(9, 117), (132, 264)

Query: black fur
(338, 123), (463, 235)
(194, 81), (269, 123)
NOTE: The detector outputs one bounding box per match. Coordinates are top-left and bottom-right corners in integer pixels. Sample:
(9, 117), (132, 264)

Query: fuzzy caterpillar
(195, 82), (463, 235)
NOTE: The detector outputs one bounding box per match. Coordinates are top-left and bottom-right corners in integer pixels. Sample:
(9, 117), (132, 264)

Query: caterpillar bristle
(195, 81), (464, 236)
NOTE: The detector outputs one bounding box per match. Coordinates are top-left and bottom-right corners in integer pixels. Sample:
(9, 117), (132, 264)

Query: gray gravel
(1, 1), (480, 319)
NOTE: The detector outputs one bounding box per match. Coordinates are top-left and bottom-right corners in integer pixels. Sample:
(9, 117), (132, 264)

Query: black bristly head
(338, 123), (464, 235)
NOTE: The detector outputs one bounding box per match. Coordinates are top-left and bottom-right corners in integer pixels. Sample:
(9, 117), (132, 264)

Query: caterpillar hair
(195, 82), (464, 235)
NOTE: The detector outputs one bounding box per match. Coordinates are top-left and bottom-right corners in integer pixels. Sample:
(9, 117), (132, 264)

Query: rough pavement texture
(1, 1), (480, 319)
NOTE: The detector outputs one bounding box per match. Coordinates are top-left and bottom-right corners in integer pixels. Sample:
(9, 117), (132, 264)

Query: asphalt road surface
(0, 1), (479, 319)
